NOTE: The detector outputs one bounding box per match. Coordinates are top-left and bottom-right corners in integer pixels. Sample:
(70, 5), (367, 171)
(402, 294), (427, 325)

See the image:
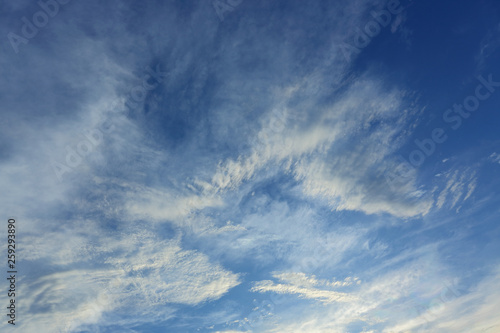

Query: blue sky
(1, 0), (500, 332)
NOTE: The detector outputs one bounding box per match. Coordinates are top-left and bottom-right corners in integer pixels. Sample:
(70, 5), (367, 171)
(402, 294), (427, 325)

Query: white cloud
(384, 266), (500, 332)
(199, 77), (431, 219)
(103, 233), (241, 306)
(489, 152), (500, 164)
(252, 272), (359, 304)
(248, 254), (461, 333)
(476, 23), (500, 71)
(1, 1), (497, 332)
(191, 199), (368, 271)
(252, 280), (356, 304)
(8, 219), (240, 331)
(435, 169), (477, 210)
(124, 184), (224, 222)
(272, 272), (360, 288)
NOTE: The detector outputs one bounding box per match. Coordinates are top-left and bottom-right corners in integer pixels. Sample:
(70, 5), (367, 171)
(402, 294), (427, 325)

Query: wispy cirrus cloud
(6, 224), (240, 332)
(252, 272), (359, 304)
(435, 168), (477, 210)
(384, 265), (500, 333)
(1, 0), (499, 332)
